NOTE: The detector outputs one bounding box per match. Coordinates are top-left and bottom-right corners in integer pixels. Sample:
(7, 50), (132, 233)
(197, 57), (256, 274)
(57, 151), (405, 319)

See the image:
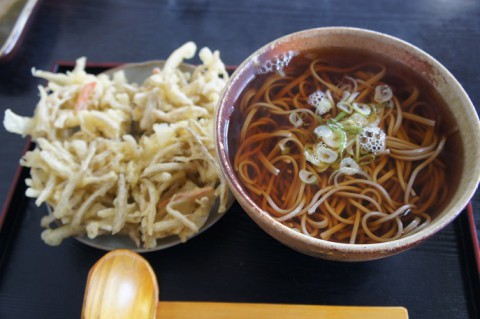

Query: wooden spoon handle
(157, 301), (408, 319)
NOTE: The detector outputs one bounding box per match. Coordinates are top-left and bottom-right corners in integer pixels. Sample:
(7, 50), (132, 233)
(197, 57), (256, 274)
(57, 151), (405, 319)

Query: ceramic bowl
(215, 27), (480, 261)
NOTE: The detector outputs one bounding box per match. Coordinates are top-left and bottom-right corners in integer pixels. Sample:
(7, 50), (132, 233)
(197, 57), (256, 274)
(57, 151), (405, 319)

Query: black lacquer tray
(0, 63), (479, 319)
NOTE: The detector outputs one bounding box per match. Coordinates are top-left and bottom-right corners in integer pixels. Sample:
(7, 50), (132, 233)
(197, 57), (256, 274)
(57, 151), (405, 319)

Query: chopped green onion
(324, 128), (346, 151)
(352, 102), (371, 116)
(299, 169), (317, 184)
(317, 146), (338, 163)
(336, 159), (371, 180)
(374, 84), (393, 103)
(339, 157), (361, 174)
(289, 112), (303, 128)
(334, 112), (348, 122)
(314, 125), (332, 138)
(337, 101), (353, 114)
(308, 90), (333, 115)
(345, 91), (359, 103)
(305, 143), (338, 165)
(338, 129), (347, 154)
(327, 119), (344, 131)
(344, 125), (362, 135)
(384, 100), (394, 108)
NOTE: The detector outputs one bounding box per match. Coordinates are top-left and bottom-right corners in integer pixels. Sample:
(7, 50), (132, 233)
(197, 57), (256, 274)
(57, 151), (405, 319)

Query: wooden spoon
(82, 249), (409, 319)
(82, 249), (158, 319)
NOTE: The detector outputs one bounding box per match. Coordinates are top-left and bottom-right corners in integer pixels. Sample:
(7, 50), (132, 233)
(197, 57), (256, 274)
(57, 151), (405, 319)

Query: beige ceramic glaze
(215, 27), (480, 261)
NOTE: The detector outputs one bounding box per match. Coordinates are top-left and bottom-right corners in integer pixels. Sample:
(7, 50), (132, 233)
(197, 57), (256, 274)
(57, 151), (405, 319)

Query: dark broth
(228, 47), (462, 225)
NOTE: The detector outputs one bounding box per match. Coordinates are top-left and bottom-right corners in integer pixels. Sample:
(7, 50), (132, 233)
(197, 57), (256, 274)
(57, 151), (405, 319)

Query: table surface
(0, 1), (479, 318)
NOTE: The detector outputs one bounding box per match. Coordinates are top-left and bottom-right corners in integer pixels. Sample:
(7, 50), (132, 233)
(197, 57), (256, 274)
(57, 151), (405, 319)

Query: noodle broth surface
(229, 48), (461, 244)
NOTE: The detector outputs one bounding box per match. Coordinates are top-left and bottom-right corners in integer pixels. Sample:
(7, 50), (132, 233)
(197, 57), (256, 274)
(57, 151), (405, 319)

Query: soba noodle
(234, 52), (449, 244)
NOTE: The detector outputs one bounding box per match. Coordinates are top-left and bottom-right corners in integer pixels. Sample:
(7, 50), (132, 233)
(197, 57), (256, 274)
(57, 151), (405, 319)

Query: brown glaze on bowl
(215, 27), (480, 261)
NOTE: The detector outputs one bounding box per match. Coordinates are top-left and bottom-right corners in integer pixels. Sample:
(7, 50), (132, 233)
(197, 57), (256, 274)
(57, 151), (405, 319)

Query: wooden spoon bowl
(82, 249), (158, 319)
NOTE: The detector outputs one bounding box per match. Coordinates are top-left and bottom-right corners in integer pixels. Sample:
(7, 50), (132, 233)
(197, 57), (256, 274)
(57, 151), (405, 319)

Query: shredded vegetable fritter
(3, 42), (229, 248)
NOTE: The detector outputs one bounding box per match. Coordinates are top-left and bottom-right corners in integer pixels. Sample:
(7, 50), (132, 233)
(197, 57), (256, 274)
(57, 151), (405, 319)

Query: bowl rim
(215, 26), (480, 255)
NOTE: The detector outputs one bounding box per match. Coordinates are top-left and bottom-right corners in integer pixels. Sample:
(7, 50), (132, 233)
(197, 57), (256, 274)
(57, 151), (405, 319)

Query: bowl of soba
(215, 27), (480, 261)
